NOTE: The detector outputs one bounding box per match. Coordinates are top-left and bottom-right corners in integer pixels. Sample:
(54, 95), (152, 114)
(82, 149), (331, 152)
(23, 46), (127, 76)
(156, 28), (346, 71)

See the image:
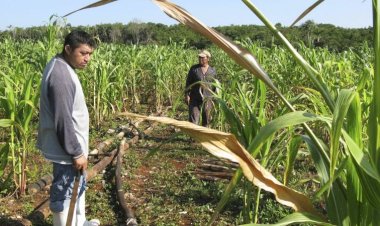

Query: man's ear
(64, 45), (72, 55)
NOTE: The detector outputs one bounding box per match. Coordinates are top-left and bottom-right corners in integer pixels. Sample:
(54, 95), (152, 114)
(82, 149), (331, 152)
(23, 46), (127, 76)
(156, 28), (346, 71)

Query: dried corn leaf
(120, 112), (321, 217)
(63, 0), (118, 17)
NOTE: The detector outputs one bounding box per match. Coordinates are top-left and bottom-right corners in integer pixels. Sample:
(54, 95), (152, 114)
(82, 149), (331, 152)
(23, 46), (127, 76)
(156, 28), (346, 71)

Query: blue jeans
(50, 163), (86, 213)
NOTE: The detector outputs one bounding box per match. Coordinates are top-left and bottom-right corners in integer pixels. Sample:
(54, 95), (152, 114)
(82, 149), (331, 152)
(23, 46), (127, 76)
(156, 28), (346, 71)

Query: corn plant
(144, 43), (191, 113)
(115, 44), (146, 111)
(0, 69), (40, 196)
(83, 59), (119, 128)
(0, 21), (59, 196)
(238, 1), (380, 225)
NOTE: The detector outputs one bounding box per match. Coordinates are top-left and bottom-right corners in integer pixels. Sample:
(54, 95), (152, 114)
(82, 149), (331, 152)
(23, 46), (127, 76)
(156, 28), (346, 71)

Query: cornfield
(1, 0), (380, 225)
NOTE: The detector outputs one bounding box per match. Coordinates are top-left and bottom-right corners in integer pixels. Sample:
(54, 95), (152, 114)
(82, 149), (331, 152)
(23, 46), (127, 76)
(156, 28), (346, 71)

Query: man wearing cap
(185, 49), (217, 127)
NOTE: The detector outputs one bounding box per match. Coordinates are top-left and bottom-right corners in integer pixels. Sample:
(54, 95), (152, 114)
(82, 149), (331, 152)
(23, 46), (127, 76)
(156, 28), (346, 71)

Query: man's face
(198, 56), (209, 66)
(65, 44), (94, 69)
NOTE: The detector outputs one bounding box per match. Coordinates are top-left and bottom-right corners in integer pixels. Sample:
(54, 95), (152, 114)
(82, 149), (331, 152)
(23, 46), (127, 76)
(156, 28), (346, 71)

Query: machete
(66, 170), (82, 226)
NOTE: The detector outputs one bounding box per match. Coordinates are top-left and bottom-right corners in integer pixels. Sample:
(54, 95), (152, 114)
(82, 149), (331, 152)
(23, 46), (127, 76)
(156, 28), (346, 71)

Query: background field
(0, 11), (378, 225)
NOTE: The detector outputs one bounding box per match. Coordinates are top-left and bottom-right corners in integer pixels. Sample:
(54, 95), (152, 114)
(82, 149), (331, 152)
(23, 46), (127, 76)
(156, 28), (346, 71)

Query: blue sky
(0, 0), (373, 31)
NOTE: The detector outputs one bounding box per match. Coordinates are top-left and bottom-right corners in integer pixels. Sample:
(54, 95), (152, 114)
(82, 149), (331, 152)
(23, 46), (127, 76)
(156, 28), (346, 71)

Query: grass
(121, 127), (239, 225)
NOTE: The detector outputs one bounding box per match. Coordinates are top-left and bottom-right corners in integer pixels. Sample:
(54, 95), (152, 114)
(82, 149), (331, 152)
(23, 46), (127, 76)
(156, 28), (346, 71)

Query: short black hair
(62, 30), (97, 52)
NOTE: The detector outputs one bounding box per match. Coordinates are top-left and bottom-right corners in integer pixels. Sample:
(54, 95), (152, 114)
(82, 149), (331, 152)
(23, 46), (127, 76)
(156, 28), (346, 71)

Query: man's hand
(73, 155), (88, 171)
(185, 95), (190, 105)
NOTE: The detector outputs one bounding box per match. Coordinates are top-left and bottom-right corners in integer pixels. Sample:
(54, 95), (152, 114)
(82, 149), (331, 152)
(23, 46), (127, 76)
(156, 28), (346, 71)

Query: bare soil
(0, 119), (238, 226)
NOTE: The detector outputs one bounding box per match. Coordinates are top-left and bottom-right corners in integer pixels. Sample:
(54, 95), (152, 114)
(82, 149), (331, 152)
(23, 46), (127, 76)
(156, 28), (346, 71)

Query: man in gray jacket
(37, 30), (99, 226)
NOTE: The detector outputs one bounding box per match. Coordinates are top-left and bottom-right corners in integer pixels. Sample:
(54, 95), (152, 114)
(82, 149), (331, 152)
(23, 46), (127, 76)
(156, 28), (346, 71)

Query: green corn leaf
(0, 143), (10, 178)
(22, 74), (33, 103)
(20, 75), (36, 129)
(314, 158), (347, 200)
(346, 92), (363, 149)
(214, 98), (246, 146)
(325, 180), (349, 225)
(284, 135), (302, 186)
(302, 135), (329, 183)
(330, 89), (356, 187)
(342, 131), (380, 208)
(342, 131), (380, 183)
(247, 111), (322, 157)
(0, 119), (13, 128)
(16, 99), (35, 133)
(350, 163), (380, 216)
(290, 0), (325, 27)
(368, 0), (380, 172)
(301, 87), (330, 115)
(301, 135), (348, 224)
(346, 157), (362, 226)
(2, 77), (16, 117)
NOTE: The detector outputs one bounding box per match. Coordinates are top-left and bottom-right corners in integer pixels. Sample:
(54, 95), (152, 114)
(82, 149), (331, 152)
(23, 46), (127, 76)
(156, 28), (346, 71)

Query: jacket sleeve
(211, 67), (218, 93)
(47, 66), (83, 159)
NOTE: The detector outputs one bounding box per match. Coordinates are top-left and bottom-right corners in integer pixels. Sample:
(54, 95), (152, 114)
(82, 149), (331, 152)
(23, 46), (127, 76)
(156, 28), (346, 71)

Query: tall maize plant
(0, 22), (60, 196)
(65, 0), (379, 225)
(0, 56), (40, 196)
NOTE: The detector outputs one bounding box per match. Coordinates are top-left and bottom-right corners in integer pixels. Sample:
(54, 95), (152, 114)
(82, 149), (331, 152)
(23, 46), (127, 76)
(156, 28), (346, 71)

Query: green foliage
(233, 1), (380, 225)
(0, 20), (60, 196)
(0, 21), (373, 52)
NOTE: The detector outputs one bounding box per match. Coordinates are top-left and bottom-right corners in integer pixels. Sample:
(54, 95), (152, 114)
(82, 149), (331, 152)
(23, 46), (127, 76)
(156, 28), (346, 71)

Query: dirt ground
(0, 119), (239, 226)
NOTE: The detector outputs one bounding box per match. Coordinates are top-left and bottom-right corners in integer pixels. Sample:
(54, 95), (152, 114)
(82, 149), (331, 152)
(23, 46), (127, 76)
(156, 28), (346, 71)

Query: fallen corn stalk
(26, 174), (53, 195)
(116, 138), (138, 226)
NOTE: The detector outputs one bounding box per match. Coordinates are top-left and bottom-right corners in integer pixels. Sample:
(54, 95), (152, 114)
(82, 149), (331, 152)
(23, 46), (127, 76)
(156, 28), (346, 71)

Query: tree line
(0, 20), (373, 52)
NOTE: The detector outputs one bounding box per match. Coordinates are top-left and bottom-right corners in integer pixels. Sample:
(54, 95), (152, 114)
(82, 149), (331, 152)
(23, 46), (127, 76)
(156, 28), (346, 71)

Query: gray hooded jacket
(37, 55), (89, 164)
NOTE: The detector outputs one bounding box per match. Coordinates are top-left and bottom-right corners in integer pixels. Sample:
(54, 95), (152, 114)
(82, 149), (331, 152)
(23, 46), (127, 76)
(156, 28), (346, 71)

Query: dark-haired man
(37, 30), (100, 226)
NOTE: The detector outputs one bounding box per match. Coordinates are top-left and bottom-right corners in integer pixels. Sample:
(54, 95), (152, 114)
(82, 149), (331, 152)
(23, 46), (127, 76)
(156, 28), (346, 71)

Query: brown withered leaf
(120, 112), (322, 217)
(63, 0), (118, 17)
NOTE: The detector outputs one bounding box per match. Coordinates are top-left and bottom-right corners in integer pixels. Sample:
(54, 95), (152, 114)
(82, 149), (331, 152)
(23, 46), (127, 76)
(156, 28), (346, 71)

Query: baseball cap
(198, 50), (211, 58)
